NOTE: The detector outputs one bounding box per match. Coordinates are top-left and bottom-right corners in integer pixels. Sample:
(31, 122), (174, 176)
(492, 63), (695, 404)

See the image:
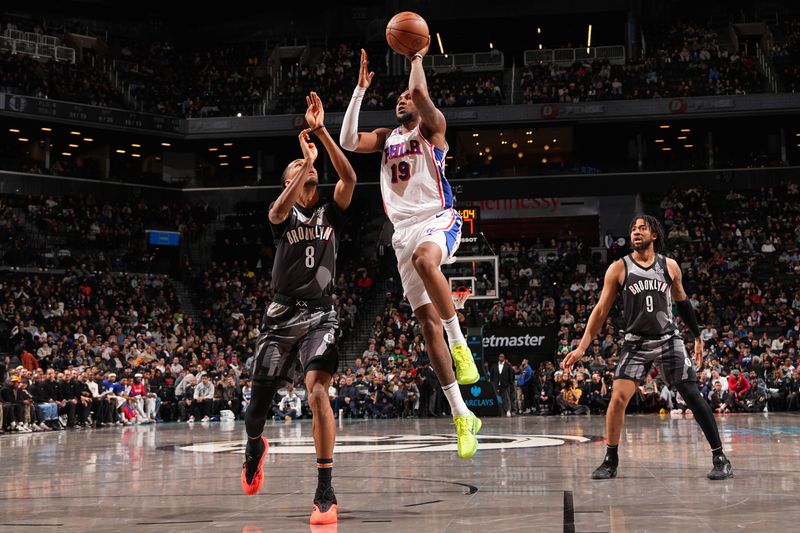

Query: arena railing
(2, 28), (24, 40)
(24, 32), (58, 47)
(523, 45), (626, 66)
(0, 35), (76, 63)
(405, 50), (504, 73)
(3, 29), (59, 48)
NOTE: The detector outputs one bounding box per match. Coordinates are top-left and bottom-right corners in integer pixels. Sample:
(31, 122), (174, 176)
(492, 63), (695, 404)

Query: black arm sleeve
(676, 299), (701, 338)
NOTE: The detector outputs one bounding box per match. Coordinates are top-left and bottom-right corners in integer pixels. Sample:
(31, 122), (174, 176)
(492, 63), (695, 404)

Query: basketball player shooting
(241, 92), (356, 525)
(340, 44), (482, 459)
(563, 215), (733, 480)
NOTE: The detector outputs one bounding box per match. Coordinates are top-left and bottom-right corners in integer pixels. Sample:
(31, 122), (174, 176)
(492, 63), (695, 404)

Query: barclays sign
(461, 381), (501, 416)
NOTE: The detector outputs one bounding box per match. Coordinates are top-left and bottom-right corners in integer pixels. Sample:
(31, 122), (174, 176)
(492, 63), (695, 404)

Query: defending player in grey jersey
(241, 92), (357, 526)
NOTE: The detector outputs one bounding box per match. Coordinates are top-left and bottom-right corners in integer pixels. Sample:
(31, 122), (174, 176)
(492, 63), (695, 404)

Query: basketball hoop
(451, 286), (471, 310)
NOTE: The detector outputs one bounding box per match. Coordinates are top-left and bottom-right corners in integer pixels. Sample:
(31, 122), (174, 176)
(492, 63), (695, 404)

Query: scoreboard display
(456, 206), (480, 235)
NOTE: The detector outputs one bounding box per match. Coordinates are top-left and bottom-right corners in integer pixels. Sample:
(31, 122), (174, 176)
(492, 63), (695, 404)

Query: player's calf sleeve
(245, 379), (280, 439)
(675, 381), (723, 452)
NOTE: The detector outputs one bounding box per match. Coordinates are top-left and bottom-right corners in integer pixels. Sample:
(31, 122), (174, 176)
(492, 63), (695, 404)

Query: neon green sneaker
(451, 343), (479, 385)
(454, 410), (482, 459)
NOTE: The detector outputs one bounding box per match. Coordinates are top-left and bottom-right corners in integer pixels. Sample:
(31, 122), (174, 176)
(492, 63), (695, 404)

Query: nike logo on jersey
(384, 139), (422, 163)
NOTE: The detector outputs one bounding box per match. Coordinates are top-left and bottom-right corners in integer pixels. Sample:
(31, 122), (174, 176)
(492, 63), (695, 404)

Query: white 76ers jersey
(380, 125), (453, 226)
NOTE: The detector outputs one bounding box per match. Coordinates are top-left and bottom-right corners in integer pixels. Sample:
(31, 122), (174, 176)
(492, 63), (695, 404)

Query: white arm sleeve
(339, 86), (367, 151)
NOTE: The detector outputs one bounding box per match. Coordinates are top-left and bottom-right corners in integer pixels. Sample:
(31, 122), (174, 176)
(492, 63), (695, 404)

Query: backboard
(441, 255), (499, 300)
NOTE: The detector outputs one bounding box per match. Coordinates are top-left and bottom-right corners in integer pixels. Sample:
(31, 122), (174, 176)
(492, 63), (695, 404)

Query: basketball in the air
(386, 12), (430, 57)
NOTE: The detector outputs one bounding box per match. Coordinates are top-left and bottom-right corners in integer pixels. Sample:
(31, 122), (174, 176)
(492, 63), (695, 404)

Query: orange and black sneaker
(309, 485), (338, 525)
(241, 435), (269, 496)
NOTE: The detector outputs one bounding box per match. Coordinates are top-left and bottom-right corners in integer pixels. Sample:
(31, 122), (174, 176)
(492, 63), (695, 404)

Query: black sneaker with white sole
(707, 455), (733, 480)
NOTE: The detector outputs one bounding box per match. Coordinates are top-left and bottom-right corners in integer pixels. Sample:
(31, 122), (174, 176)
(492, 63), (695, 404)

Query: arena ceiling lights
(459, 127), (570, 157)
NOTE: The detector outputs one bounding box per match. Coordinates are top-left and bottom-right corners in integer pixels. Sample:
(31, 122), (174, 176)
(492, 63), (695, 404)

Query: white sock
(442, 381), (470, 417)
(442, 315), (466, 349)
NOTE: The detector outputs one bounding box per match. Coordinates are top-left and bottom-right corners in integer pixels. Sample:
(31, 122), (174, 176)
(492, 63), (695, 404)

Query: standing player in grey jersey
(241, 92), (355, 526)
(564, 215), (733, 480)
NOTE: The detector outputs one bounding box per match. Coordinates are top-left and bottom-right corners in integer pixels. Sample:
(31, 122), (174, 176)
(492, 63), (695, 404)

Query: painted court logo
(174, 434), (593, 455)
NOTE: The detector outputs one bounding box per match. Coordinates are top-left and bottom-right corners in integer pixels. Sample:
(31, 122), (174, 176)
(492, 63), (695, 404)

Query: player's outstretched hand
(298, 128), (318, 163)
(305, 91), (324, 129)
(562, 347), (584, 372)
(693, 338), (704, 369)
(408, 36), (431, 60)
(358, 49), (375, 89)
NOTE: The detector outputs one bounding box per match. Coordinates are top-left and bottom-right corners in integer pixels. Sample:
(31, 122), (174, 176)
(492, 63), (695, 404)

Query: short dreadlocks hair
(629, 214), (666, 252)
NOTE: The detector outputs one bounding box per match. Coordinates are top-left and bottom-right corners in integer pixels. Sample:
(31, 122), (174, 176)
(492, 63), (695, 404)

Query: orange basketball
(386, 12), (429, 57)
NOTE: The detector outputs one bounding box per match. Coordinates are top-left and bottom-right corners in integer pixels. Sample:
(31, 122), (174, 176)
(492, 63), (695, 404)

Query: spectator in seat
(240, 378), (252, 419)
(367, 380), (395, 418)
(588, 372), (610, 414)
(220, 375), (241, 419)
(640, 374), (660, 412)
(30, 371), (60, 429)
(728, 369), (751, 405)
(533, 371), (556, 414)
(192, 373), (214, 422)
(334, 377), (359, 418)
(557, 378), (589, 415)
(1, 376), (27, 432)
(273, 384), (302, 421)
(709, 381), (731, 413)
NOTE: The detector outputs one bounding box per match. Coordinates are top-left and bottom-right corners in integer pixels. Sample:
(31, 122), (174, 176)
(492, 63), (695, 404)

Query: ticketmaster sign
(482, 328), (556, 368)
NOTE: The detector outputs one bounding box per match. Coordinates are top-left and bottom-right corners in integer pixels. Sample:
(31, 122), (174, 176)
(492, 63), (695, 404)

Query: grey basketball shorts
(251, 301), (339, 383)
(615, 332), (697, 385)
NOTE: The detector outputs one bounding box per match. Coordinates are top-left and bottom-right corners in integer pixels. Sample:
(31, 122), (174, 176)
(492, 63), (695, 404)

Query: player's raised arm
(563, 260), (624, 371)
(305, 92), (356, 211)
(339, 49), (392, 153)
(268, 129), (317, 225)
(407, 40), (446, 148)
(668, 258), (704, 367)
